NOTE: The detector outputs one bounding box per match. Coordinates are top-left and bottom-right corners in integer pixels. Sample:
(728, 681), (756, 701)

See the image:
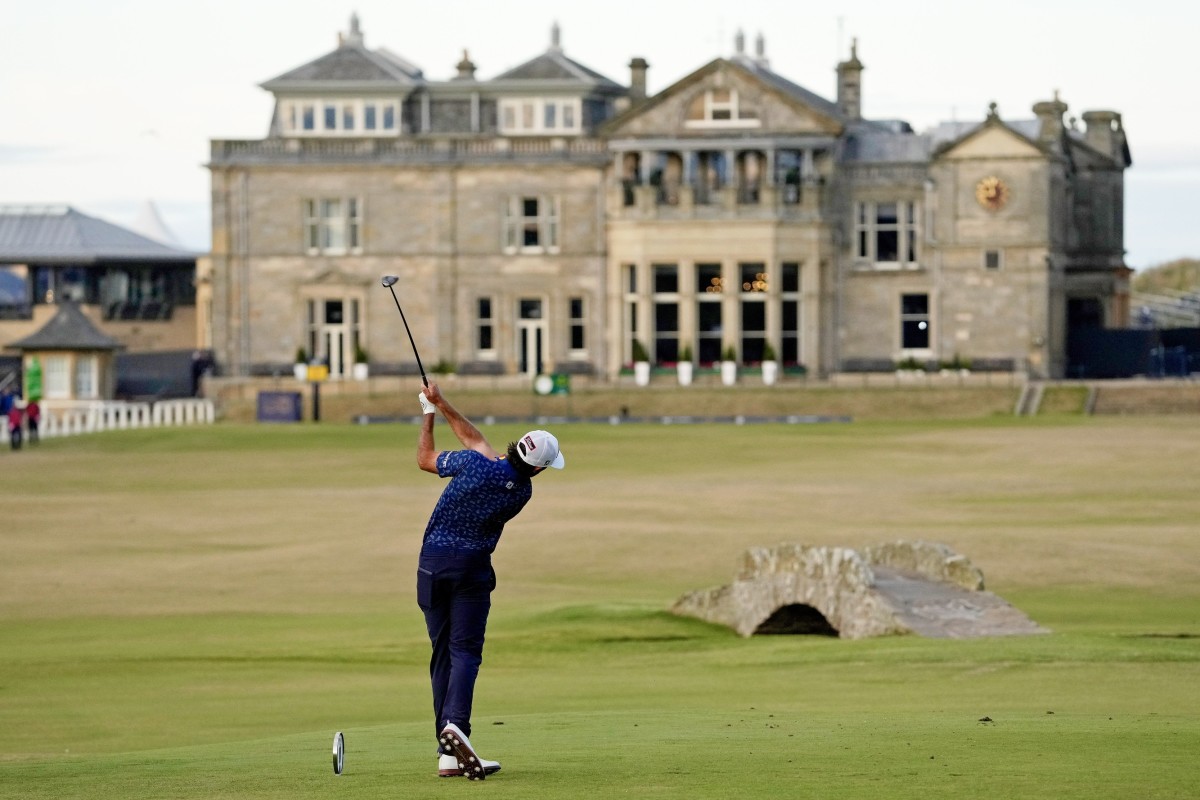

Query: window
(855, 201), (919, 267)
(740, 263), (768, 293)
(777, 151), (803, 204)
(98, 265), (193, 320)
(280, 98), (400, 136)
(74, 354), (98, 399)
(321, 200), (346, 251)
(740, 263), (767, 362)
(905, 202), (918, 262)
(0, 264), (30, 319)
(781, 263), (801, 365)
(624, 264), (639, 364)
(901, 293), (930, 350)
(695, 263), (724, 364)
(503, 196), (560, 253)
(43, 354), (70, 399)
(741, 302), (766, 363)
(499, 98), (583, 135)
(877, 203), (900, 262)
(697, 301), (723, 365)
(984, 250), (1002, 270)
(685, 89), (760, 128)
(477, 297), (494, 352)
(653, 264), (678, 294)
(655, 302), (678, 363)
(569, 297), (585, 351)
(626, 300), (639, 362)
(653, 264), (679, 362)
(304, 198), (363, 254)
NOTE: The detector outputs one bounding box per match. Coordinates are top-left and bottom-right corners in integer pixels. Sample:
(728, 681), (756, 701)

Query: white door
(517, 298), (547, 377)
(312, 299), (348, 378)
(324, 329), (345, 377)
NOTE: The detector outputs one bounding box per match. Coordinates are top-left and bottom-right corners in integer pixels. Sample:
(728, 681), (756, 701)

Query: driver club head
(381, 275), (399, 288)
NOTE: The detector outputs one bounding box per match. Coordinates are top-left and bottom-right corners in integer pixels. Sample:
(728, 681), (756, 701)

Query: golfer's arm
(436, 398), (498, 459)
(417, 413), (439, 473)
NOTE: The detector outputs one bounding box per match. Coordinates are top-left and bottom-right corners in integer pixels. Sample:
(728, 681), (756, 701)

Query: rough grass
(2, 417), (1199, 798)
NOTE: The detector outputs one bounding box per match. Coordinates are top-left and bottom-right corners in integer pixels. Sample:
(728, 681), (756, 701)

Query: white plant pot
(720, 361), (738, 386)
(677, 362), (694, 386)
(761, 361), (779, 386)
(293, 363), (308, 381)
(634, 361), (651, 386)
(352, 362), (369, 380)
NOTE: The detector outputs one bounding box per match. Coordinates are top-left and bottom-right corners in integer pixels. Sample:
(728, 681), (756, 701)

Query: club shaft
(386, 284), (429, 387)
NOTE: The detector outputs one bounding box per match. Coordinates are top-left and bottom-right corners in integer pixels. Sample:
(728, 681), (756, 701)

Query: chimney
(1082, 110), (1121, 160)
(343, 12), (364, 47)
(550, 21), (562, 52)
(1032, 93), (1068, 145)
(629, 57), (649, 102)
(455, 49), (477, 80)
(755, 33), (769, 67)
(836, 38), (864, 120)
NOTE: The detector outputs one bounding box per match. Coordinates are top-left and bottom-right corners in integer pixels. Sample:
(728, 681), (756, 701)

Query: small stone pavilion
(7, 303), (123, 402)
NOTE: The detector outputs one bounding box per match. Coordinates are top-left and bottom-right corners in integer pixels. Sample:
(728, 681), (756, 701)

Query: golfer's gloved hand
(418, 392), (437, 415)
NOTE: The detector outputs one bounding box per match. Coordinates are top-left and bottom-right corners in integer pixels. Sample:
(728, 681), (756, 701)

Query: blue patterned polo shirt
(421, 450), (533, 554)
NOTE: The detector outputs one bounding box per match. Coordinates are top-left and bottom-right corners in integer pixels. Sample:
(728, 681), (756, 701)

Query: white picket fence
(4, 399), (215, 440)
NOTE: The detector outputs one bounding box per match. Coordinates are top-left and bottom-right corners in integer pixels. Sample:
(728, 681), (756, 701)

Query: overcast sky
(2, 0), (1195, 268)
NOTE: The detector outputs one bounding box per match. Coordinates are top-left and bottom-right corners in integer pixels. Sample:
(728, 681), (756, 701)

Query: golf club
(380, 275), (429, 387)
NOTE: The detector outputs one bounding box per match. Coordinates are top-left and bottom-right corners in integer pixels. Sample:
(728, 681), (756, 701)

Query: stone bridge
(672, 541), (1047, 639)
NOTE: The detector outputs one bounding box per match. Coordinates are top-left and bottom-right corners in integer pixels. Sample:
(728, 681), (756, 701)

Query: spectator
(8, 401), (23, 450)
(25, 399), (40, 445)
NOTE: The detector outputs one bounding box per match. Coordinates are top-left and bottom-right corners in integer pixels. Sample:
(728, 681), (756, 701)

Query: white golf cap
(516, 429), (565, 470)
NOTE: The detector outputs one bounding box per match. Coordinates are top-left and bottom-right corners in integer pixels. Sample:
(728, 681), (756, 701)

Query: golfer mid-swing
(415, 382), (565, 780)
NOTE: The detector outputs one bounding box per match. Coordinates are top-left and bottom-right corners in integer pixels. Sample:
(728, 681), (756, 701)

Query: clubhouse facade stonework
(206, 17), (1131, 382)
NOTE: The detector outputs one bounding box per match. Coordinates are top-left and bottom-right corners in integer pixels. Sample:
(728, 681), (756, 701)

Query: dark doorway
(1068, 297), (1103, 329)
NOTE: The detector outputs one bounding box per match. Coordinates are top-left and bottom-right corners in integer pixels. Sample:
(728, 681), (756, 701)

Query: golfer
(415, 381), (564, 780)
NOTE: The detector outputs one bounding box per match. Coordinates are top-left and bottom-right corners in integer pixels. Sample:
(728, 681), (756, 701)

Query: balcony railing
(210, 137), (610, 166)
(616, 183), (821, 218)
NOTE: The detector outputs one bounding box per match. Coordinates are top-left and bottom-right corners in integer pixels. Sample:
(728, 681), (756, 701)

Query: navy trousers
(417, 552), (495, 750)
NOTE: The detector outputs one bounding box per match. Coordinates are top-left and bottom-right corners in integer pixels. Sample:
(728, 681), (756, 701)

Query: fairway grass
(3, 418), (1199, 798)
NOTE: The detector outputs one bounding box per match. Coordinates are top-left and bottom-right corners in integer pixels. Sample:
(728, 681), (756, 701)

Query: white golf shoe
(438, 723), (498, 780)
(438, 752), (501, 778)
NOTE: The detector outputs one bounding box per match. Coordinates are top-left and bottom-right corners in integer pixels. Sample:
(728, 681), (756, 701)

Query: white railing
(2, 399), (215, 440)
(1130, 290), (1200, 328)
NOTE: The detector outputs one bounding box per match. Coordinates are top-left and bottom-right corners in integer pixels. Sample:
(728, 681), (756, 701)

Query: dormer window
(280, 98), (400, 136)
(500, 98), (582, 135)
(685, 89), (760, 129)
